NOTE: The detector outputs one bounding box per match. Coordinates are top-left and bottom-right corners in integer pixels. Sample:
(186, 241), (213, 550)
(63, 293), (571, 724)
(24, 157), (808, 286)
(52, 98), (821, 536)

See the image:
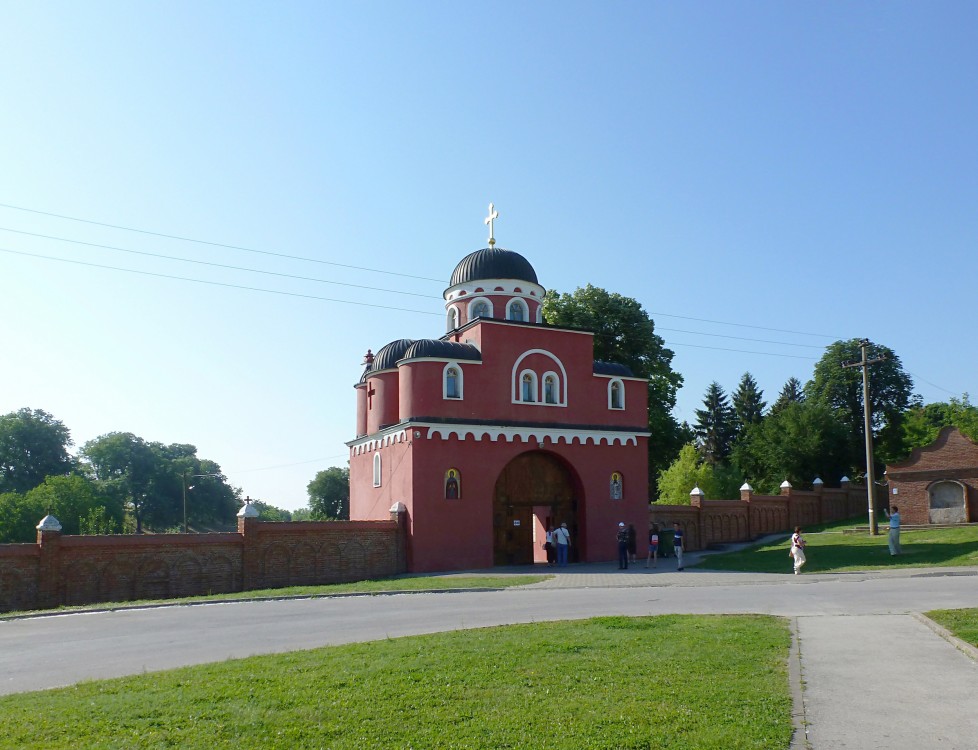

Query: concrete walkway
(3, 558), (978, 749)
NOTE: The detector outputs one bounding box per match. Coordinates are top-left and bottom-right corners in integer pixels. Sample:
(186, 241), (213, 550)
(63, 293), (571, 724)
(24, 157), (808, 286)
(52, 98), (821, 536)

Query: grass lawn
(0, 615), (791, 750)
(925, 608), (978, 648)
(0, 575), (551, 620)
(696, 519), (978, 574)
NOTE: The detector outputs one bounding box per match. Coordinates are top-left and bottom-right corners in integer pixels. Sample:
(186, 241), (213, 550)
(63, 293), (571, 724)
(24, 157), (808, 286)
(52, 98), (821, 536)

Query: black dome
(371, 339), (415, 371)
(403, 340), (482, 362)
(449, 247), (538, 287)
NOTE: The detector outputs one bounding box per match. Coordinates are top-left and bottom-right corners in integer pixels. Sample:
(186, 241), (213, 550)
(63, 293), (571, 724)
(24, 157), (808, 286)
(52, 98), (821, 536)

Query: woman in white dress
(790, 527), (806, 574)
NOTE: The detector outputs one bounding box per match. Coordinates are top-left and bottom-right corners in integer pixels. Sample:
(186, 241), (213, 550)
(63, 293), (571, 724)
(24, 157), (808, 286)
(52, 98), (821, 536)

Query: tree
(731, 402), (851, 494)
(24, 474), (123, 536)
(81, 433), (159, 534)
(0, 490), (44, 542)
(656, 444), (717, 504)
(885, 395), (978, 463)
(0, 408), (73, 494)
(770, 377), (805, 415)
(732, 372), (766, 434)
(308, 466), (350, 520)
(541, 285), (685, 492)
(694, 382), (736, 465)
(806, 339), (915, 469)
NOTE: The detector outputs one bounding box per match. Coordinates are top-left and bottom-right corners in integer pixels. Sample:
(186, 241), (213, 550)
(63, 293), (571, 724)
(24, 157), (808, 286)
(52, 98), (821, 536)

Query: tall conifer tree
(695, 382), (736, 466)
(732, 372), (766, 434)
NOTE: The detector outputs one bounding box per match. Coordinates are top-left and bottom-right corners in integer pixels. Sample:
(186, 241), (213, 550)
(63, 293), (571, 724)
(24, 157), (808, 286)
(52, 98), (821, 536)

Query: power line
(664, 340), (818, 360)
(0, 201), (446, 284)
(0, 247), (443, 317)
(656, 326), (826, 349)
(0, 226), (443, 301)
(648, 310), (839, 339)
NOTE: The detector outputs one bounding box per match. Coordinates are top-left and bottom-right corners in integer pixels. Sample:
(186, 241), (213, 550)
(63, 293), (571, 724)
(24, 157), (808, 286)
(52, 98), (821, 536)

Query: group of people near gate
(546, 504), (903, 574)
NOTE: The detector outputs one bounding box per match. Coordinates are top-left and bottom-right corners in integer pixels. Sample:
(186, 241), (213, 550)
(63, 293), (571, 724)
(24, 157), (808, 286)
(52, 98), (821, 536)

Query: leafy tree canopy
(308, 466), (350, 520)
(884, 395), (978, 464)
(0, 408), (74, 494)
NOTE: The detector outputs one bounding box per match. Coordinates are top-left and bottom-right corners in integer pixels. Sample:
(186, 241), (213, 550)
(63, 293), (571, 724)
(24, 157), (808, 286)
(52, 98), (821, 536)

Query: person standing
(544, 525), (556, 566)
(617, 522), (629, 569)
(626, 523), (637, 564)
(885, 505), (902, 555)
(554, 522), (571, 567)
(646, 524), (659, 569)
(790, 526), (806, 574)
(672, 522), (685, 571)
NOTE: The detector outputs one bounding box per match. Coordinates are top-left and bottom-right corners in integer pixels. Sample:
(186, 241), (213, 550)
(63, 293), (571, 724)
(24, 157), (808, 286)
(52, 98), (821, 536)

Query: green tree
(806, 339), (915, 469)
(0, 490), (44, 542)
(81, 433), (159, 533)
(732, 402), (850, 493)
(885, 395), (978, 463)
(24, 474), (123, 536)
(770, 377), (805, 415)
(695, 382), (736, 465)
(656, 443), (718, 504)
(308, 466), (350, 520)
(0, 408), (74, 494)
(732, 372), (766, 435)
(542, 285), (685, 493)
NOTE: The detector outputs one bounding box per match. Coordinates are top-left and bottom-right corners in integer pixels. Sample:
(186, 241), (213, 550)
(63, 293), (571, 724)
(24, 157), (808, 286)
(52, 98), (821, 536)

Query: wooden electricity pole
(842, 339), (886, 535)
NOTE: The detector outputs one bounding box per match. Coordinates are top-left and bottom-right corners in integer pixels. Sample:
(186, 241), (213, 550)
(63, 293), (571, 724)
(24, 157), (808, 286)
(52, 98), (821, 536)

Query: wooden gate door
(494, 451), (576, 566)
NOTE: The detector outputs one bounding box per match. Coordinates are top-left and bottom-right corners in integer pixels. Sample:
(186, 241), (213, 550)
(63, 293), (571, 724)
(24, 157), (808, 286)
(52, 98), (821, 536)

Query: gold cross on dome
(484, 202), (499, 247)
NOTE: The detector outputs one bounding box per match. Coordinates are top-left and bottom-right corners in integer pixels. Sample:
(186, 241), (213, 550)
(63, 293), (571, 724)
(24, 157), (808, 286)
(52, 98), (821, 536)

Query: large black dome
(449, 247), (538, 287)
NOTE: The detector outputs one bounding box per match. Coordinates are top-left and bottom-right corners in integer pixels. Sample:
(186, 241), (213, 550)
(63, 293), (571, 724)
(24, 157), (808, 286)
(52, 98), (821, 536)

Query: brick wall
(0, 511), (407, 613)
(649, 481), (869, 552)
(886, 427), (978, 525)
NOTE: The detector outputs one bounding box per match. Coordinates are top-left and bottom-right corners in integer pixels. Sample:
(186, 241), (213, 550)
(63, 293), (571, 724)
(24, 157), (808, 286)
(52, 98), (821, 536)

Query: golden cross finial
(484, 202), (499, 247)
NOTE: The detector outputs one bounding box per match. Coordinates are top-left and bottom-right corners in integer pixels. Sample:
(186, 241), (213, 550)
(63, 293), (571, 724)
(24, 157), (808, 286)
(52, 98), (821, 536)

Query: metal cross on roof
(484, 202), (499, 247)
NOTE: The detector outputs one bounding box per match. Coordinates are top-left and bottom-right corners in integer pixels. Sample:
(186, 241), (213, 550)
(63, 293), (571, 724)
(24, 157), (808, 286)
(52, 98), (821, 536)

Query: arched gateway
(493, 451), (581, 566)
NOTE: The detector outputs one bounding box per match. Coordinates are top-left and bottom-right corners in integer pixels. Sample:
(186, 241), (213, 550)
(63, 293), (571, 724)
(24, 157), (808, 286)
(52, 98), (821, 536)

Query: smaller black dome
(449, 247), (538, 287)
(371, 339), (415, 371)
(403, 340), (482, 362)
(593, 360), (634, 377)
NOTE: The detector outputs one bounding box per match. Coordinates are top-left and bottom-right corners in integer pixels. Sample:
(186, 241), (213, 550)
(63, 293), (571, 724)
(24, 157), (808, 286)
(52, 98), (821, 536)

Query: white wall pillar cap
(740, 482), (753, 492)
(780, 480), (792, 489)
(390, 501), (407, 513)
(813, 477), (824, 485)
(689, 486), (704, 497)
(840, 476), (850, 483)
(36, 515), (62, 531)
(237, 501), (260, 518)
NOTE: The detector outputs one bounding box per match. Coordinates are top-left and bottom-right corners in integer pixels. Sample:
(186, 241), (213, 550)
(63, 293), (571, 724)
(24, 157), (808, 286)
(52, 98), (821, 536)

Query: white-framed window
(447, 306), (458, 331)
(543, 371), (561, 405)
(443, 362), (462, 400)
(536, 305), (543, 323)
(506, 298), (528, 322)
(372, 452), (382, 487)
(520, 370), (537, 403)
(468, 298), (492, 320)
(609, 379), (625, 410)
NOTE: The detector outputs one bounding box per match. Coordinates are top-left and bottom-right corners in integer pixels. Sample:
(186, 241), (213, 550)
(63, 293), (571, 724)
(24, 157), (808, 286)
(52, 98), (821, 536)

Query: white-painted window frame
(372, 452), (382, 487)
(443, 362), (463, 400)
(609, 379), (625, 410)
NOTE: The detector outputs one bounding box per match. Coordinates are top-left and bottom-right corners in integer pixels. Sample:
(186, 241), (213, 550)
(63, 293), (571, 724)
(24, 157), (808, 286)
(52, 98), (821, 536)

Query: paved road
(2, 564), (978, 749)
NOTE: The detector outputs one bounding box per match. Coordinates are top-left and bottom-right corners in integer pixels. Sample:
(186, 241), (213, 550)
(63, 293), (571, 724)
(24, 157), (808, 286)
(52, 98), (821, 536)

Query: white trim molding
(418, 422), (648, 446)
(347, 427), (409, 455)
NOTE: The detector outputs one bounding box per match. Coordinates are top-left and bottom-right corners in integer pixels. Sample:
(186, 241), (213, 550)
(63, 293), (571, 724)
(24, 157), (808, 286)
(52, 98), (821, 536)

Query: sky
(1, 2), (975, 510)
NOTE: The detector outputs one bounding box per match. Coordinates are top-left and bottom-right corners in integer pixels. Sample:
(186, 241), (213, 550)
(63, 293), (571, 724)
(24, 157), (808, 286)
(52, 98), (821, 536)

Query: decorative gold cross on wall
(485, 202), (499, 247)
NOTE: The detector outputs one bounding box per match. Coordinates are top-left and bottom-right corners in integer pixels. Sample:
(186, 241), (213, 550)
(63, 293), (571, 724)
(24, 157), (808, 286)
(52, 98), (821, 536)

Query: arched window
(445, 468), (461, 499)
(506, 298), (527, 322)
(372, 452), (382, 487)
(447, 307), (458, 331)
(470, 299), (491, 320)
(609, 379), (624, 409)
(444, 364), (462, 399)
(543, 373), (559, 405)
(521, 371), (537, 402)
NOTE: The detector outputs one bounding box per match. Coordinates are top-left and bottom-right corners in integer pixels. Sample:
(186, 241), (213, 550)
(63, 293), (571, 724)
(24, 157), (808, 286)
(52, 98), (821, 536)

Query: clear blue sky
(2, 2), (975, 510)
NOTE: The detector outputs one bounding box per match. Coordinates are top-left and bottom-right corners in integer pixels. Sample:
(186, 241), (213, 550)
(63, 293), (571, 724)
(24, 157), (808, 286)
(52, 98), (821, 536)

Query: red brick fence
(649, 479), (872, 552)
(0, 503), (408, 613)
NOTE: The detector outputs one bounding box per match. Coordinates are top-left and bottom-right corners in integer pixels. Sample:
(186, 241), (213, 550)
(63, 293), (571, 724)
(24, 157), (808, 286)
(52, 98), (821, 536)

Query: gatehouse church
(348, 207), (650, 572)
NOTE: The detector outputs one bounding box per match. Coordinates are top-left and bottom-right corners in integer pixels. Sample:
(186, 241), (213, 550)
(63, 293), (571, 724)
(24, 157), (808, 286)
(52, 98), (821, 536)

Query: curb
(911, 611), (978, 662)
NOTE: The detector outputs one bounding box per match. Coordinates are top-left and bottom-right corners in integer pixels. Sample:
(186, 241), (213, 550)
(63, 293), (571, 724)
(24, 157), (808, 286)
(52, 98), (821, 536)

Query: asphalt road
(2, 567), (978, 749)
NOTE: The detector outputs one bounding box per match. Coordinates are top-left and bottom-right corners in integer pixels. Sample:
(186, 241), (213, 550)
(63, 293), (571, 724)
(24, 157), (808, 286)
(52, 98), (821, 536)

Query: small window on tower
(447, 307), (458, 331)
(507, 299), (527, 322)
(544, 374), (557, 404)
(522, 372), (536, 402)
(445, 367), (460, 399)
(472, 300), (491, 319)
(610, 380), (624, 409)
(373, 452), (382, 487)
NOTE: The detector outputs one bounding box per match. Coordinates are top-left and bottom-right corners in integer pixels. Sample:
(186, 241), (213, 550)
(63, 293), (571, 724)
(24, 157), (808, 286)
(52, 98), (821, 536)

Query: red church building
(348, 216), (650, 572)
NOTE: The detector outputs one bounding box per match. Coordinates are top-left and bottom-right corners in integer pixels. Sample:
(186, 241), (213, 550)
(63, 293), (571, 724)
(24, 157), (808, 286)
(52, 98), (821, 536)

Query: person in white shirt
(554, 523), (571, 567)
(790, 527), (806, 574)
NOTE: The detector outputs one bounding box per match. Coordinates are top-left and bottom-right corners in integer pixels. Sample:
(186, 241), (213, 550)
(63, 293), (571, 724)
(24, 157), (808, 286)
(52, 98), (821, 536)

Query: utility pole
(842, 339), (886, 535)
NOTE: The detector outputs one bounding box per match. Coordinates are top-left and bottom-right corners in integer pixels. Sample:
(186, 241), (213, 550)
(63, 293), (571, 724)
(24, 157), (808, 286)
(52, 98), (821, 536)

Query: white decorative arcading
(348, 428), (408, 456)
(421, 423), (643, 446)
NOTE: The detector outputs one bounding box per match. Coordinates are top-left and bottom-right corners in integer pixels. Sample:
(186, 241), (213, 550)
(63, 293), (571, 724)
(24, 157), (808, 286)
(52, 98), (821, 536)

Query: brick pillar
(237, 500), (261, 591)
(811, 477), (824, 528)
(36, 515), (63, 610)
(689, 486), (704, 508)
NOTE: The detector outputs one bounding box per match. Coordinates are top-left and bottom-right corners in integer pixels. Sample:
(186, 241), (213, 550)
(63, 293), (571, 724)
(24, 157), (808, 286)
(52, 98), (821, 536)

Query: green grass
(0, 575), (551, 619)
(925, 608), (978, 648)
(0, 615), (792, 750)
(697, 520), (978, 574)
